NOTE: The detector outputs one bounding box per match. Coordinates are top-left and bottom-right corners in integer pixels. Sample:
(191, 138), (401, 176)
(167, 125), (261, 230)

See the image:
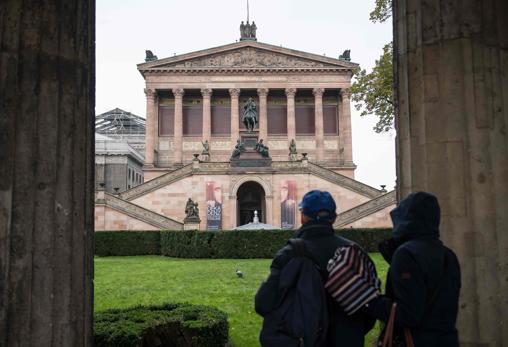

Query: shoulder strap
(288, 238), (325, 276)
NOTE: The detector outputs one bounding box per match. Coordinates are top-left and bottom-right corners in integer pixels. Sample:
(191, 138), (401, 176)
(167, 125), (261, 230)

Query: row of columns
(144, 88), (353, 166)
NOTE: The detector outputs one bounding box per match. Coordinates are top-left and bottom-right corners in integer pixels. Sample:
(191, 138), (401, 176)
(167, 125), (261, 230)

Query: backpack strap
(288, 238), (326, 278)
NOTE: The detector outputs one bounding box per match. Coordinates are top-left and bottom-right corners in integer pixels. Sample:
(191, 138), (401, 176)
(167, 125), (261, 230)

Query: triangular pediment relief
(139, 41), (357, 72)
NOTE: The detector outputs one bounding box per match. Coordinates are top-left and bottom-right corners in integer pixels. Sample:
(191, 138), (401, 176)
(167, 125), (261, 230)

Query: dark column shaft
(0, 0), (95, 346)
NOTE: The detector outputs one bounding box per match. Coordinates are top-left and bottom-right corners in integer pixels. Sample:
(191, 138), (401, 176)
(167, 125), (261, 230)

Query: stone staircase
(120, 164), (193, 201)
(333, 190), (396, 228)
(104, 193), (183, 229)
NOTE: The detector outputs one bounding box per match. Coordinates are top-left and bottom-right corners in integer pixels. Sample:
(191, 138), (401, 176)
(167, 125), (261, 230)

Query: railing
(120, 164), (193, 201)
(308, 162), (382, 198)
(105, 193), (183, 229)
(334, 190), (396, 228)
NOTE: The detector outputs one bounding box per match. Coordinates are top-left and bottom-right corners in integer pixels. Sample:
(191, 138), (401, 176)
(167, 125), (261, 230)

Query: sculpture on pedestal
(289, 139), (298, 161)
(254, 139), (270, 158)
(242, 97), (258, 133)
(201, 140), (210, 161)
(231, 139), (246, 159)
(184, 198), (200, 222)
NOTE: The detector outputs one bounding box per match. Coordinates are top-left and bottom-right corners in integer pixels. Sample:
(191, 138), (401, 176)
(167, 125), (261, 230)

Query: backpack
(260, 238), (329, 347)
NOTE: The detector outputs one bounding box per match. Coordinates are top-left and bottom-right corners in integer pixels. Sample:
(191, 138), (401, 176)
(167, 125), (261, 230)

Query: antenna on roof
(247, 0), (250, 22)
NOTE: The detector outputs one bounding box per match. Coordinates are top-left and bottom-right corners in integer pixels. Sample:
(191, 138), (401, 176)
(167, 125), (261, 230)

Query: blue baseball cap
(299, 190), (337, 221)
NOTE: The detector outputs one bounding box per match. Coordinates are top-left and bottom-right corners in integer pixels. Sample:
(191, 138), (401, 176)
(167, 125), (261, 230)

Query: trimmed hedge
(94, 303), (228, 347)
(160, 228), (392, 259)
(95, 231), (161, 256)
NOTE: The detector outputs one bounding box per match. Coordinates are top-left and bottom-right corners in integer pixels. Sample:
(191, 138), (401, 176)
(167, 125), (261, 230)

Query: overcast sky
(96, 0), (396, 190)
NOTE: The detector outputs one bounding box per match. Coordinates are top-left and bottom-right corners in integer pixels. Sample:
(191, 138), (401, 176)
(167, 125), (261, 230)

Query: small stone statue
(231, 139), (246, 159)
(289, 139), (298, 161)
(339, 49), (351, 62)
(242, 97), (258, 133)
(254, 139), (270, 158)
(145, 50), (158, 62)
(201, 140), (210, 155)
(185, 198), (200, 220)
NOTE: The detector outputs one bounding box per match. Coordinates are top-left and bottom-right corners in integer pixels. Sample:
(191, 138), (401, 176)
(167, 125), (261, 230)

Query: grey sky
(96, 0), (396, 190)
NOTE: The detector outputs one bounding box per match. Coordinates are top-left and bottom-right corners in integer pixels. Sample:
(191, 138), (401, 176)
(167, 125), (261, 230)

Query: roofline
(137, 40), (359, 76)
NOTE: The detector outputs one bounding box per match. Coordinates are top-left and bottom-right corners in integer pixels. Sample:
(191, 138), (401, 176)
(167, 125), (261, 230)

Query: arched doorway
(237, 181), (266, 226)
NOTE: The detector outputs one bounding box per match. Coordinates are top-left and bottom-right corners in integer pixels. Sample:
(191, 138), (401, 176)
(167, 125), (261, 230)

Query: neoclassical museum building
(95, 23), (396, 231)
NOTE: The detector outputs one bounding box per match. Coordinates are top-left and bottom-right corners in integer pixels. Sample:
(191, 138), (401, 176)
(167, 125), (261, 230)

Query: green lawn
(94, 255), (388, 347)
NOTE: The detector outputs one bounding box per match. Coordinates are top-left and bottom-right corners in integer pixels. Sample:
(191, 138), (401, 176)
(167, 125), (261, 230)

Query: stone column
(229, 88), (240, 143)
(339, 89), (353, 165)
(257, 88), (269, 140)
(313, 88), (325, 162)
(173, 88), (185, 164)
(394, 1), (508, 346)
(285, 88), (297, 143)
(144, 88), (157, 167)
(201, 88), (212, 141)
(0, 0), (94, 345)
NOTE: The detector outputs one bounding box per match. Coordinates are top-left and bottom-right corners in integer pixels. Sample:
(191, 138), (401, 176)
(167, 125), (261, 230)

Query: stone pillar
(0, 0), (94, 345)
(257, 88), (269, 140)
(229, 88), (240, 143)
(201, 88), (212, 141)
(285, 88), (297, 143)
(339, 89), (353, 165)
(394, 1), (508, 346)
(313, 88), (325, 162)
(173, 88), (185, 164)
(144, 88), (157, 167)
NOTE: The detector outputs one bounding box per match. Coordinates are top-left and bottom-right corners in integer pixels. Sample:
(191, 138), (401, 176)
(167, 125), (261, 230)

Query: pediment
(139, 41), (357, 72)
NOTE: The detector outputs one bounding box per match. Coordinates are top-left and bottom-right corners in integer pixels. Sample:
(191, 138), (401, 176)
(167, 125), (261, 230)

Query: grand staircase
(103, 193), (183, 229)
(333, 190), (396, 228)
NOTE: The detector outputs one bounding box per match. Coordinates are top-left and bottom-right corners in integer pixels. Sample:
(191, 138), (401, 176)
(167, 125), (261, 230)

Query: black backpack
(260, 239), (329, 347)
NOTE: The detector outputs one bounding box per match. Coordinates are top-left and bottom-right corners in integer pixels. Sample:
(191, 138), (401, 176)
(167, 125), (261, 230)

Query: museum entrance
(237, 181), (266, 226)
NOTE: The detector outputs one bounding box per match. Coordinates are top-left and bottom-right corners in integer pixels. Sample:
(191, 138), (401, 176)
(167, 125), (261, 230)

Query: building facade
(95, 26), (395, 231)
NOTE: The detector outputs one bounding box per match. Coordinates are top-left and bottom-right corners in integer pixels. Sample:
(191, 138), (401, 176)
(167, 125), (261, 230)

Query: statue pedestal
(240, 131), (259, 148)
(183, 216), (201, 231)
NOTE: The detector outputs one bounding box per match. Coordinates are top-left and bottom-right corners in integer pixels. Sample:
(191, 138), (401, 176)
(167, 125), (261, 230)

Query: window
(183, 106), (202, 136)
(211, 106), (231, 136)
(159, 106), (174, 136)
(267, 105), (287, 135)
(324, 105), (339, 135)
(296, 105), (315, 135)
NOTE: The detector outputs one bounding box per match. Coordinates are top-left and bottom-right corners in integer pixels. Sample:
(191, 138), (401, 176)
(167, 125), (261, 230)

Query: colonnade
(144, 87), (353, 166)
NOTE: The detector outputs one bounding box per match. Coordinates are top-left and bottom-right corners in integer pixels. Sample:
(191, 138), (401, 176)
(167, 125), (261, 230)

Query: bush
(160, 228), (392, 258)
(94, 303), (228, 347)
(95, 231), (161, 256)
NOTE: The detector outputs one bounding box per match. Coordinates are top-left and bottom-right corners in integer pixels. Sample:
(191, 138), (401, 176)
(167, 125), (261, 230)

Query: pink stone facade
(94, 40), (393, 232)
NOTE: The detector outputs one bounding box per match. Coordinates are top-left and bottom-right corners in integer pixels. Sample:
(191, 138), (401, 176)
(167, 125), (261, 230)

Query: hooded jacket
(363, 192), (461, 347)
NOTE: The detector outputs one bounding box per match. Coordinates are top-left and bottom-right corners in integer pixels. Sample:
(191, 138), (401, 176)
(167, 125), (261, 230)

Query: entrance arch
(236, 181), (266, 226)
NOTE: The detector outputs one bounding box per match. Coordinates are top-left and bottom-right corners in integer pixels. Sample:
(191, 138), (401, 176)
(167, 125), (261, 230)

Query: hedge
(94, 228), (392, 258)
(94, 303), (228, 347)
(95, 231), (161, 256)
(160, 228), (392, 259)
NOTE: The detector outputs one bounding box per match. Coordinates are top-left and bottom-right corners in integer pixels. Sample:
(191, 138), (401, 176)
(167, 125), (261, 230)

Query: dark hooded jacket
(255, 220), (375, 347)
(363, 192), (461, 347)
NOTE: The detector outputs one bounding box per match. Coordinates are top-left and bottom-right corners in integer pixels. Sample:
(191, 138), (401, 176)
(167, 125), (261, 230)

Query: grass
(94, 255), (388, 347)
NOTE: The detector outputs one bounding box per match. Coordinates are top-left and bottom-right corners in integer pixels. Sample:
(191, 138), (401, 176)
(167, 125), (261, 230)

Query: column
(394, 0), (508, 345)
(229, 88), (240, 143)
(340, 89), (353, 165)
(172, 88), (184, 164)
(201, 88), (212, 141)
(257, 88), (269, 140)
(144, 88), (157, 167)
(0, 0), (94, 345)
(313, 88), (325, 162)
(285, 88), (297, 143)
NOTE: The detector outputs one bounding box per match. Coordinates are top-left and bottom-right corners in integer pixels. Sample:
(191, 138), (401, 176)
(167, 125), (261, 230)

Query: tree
(350, 0), (394, 133)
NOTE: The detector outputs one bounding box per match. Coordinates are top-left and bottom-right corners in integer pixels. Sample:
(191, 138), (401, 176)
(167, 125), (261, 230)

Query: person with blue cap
(255, 190), (375, 347)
